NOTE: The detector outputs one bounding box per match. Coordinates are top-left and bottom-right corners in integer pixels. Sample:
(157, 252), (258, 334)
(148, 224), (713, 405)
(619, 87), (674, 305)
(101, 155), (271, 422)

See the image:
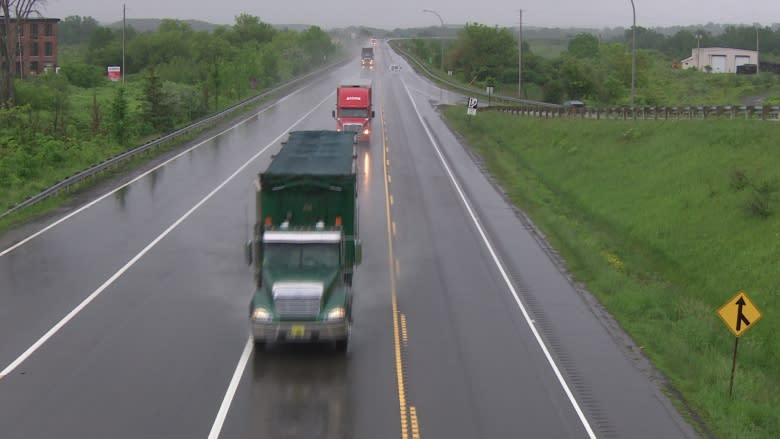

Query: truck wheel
(335, 322), (351, 353)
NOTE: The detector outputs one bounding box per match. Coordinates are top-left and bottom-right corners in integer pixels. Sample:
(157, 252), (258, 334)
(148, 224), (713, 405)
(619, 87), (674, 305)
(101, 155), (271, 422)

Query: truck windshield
(264, 243), (340, 269)
(340, 108), (368, 117)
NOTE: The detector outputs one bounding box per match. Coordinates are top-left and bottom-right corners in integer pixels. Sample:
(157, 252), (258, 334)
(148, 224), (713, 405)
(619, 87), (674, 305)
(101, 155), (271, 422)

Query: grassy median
(442, 107), (779, 438)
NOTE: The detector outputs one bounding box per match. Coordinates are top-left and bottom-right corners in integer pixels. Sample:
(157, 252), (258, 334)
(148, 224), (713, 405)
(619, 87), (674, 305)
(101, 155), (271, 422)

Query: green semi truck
(248, 130), (360, 351)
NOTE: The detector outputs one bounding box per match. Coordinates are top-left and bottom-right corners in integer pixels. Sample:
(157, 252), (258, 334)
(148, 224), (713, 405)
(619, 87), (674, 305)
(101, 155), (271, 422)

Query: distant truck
(361, 47), (375, 69)
(248, 131), (361, 351)
(333, 80), (375, 143)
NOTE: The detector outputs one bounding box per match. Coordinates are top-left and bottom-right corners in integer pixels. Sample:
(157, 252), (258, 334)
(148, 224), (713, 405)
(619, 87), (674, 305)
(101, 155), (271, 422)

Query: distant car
(389, 64), (402, 72)
(563, 100), (585, 108)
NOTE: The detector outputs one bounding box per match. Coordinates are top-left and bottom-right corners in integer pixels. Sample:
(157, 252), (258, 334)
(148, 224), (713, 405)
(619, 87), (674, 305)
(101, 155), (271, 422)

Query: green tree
(141, 66), (174, 133)
(567, 33), (599, 59)
(59, 15), (100, 45)
(229, 14), (276, 46)
(450, 23), (517, 82)
(110, 86), (130, 144)
(61, 62), (105, 88)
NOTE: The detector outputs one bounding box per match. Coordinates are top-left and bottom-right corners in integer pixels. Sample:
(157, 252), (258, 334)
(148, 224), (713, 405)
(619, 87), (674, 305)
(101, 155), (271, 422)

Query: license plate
(290, 325), (306, 338)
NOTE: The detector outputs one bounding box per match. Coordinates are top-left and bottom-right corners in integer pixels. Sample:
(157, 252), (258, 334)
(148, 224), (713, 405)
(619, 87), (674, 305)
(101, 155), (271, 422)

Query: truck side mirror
(371, 110), (375, 119)
(245, 240), (253, 266)
(332, 110), (336, 118)
(354, 240), (362, 266)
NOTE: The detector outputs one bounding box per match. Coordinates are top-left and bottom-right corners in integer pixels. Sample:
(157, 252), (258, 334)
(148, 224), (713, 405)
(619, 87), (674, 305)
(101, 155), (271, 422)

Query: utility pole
(756, 25), (760, 74)
(518, 9), (523, 98)
(696, 33), (701, 69)
(630, 0), (636, 108)
(122, 3), (126, 85)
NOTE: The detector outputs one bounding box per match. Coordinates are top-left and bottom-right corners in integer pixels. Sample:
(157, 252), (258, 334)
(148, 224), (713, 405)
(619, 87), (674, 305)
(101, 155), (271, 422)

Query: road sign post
(716, 291), (762, 397)
(466, 97), (478, 116)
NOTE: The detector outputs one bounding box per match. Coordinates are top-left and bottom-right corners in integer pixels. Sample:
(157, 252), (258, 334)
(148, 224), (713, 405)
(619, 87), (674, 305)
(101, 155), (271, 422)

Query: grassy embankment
(442, 107), (778, 438)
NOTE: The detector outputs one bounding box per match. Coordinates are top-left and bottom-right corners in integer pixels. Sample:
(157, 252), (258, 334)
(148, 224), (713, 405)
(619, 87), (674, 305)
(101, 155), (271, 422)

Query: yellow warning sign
(717, 291), (762, 337)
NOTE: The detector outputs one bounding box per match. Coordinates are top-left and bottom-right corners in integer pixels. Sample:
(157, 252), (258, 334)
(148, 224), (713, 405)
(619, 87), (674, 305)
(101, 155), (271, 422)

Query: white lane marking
(0, 82), (315, 258)
(208, 337), (253, 439)
(400, 80), (598, 439)
(0, 92), (334, 379)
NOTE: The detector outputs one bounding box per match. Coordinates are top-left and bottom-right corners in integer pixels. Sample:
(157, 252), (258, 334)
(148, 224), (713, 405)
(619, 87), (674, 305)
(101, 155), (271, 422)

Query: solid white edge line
(401, 80), (598, 439)
(0, 91), (335, 378)
(0, 82), (314, 258)
(207, 336), (253, 439)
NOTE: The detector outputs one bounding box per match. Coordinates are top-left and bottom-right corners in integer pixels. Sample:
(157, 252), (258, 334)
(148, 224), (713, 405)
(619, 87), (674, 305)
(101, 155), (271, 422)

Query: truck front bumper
(252, 320), (348, 343)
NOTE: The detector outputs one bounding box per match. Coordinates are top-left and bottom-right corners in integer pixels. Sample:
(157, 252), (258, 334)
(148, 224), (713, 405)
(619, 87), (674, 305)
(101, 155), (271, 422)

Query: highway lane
(377, 41), (699, 438)
(0, 38), (700, 439)
(0, 60), (397, 437)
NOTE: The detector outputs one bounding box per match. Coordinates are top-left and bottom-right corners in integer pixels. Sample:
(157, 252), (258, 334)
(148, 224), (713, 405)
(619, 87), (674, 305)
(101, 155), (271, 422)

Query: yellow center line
(410, 406), (421, 439)
(381, 76), (410, 439)
(401, 313), (409, 345)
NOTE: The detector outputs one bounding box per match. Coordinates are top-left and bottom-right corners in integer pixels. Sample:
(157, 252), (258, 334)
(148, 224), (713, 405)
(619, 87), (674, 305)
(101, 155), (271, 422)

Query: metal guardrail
(484, 104), (780, 121)
(0, 58), (351, 221)
(391, 42), (561, 110)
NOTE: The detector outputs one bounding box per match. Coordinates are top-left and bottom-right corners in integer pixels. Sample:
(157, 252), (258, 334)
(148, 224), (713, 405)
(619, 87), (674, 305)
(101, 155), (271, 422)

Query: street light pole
(630, 0), (636, 108)
(696, 33), (701, 69)
(422, 9), (444, 71)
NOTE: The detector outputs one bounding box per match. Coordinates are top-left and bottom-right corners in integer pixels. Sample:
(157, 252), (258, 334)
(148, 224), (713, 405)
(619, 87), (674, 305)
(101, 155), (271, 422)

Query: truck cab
(333, 80), (375, 143)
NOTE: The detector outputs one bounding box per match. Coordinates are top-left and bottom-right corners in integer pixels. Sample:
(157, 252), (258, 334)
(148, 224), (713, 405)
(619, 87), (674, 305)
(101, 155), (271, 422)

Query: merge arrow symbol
(735, 297), (751, 331)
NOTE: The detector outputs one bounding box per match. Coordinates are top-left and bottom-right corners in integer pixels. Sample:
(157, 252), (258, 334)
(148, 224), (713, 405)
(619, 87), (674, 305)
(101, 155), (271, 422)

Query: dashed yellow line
(401, 313), (409, 345)
(381, 80), (409, 439)
(380, 71), (420, 439)
(410, 406), (421, 439)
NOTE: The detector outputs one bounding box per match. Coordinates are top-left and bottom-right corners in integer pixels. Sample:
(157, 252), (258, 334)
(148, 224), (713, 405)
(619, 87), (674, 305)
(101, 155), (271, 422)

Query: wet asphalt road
(0, 42), (698, 438)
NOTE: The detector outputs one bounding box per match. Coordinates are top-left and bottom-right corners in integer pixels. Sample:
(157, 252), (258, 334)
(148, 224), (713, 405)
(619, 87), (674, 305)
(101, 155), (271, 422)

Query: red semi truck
(332, 80), (375, 143)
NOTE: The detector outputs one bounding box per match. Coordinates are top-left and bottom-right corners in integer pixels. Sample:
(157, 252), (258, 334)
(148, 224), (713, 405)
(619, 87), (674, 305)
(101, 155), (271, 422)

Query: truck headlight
(362, 128), (369, 136)
(327, 307), (346, 321)
(252, 307), (272, 321)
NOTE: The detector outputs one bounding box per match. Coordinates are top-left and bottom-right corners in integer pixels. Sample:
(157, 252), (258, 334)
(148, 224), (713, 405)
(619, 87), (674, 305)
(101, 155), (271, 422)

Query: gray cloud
(41, 0), (779, 29)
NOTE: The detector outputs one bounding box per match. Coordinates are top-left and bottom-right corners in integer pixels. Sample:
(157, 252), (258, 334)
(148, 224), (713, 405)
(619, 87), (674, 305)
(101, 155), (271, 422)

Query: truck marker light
(264, 216), (272, 227)
(335, 216), (342, 226)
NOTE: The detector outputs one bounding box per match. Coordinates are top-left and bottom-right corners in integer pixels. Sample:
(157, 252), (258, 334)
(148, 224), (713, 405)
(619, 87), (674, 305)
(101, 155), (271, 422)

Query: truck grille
(272, 282), (324, 319)
(275, 297), (321, 318)
(342, 124), (362, 133)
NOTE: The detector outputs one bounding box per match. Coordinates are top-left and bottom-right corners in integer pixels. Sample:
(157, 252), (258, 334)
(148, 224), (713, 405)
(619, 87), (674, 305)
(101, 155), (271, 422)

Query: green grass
(442, 107), (780, 438)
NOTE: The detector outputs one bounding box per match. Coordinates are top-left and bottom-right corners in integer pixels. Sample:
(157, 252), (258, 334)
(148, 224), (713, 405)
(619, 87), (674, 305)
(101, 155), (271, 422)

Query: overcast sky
(41, 0), (780, 29)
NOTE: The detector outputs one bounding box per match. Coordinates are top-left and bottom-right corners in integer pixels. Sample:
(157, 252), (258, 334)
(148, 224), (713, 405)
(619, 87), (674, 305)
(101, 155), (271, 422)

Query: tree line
(398, 23), (780, 106)
(0, 12), (341, 211)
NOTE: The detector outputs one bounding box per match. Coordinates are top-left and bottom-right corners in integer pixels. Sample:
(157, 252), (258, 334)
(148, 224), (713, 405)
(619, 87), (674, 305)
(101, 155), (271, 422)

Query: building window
(30, 42), (39, 56)
(45, 23), (53, 36)
(17, 23), (24, 36)
(44, 42), (52, 57)
(31, 61), (39, 73)
(31, 23), (38, 37)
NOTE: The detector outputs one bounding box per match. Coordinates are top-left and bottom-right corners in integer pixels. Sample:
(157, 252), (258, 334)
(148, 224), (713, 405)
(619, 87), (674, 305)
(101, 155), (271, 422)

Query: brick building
(1, 17), (60, 76)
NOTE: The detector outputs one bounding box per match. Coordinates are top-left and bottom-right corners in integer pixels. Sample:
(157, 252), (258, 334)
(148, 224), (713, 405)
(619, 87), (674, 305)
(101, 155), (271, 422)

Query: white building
(680, 48), (758, 73)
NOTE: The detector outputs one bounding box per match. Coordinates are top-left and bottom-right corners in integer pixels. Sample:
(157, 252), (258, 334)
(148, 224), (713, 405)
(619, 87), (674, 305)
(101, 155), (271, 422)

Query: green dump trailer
(248, 130), (360, 351)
